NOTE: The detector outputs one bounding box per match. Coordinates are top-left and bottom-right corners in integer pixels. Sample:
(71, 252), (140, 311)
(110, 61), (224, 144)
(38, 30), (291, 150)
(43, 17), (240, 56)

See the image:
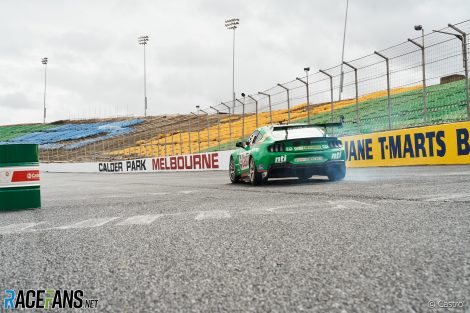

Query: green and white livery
(229, 124), (346, 185)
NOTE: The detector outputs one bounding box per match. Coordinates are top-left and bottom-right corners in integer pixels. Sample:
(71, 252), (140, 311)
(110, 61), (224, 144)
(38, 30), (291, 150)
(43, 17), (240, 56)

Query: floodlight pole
(221, 102), (232, 145)
(210, 106), (221, 151)
(225, 18), (240, 123)
(138, 35), (149, 117)
(319, 70), (335, 121)
(295, 77), (311, 124)
(408, 34), (427, 124)
(258, 91), (272, 125)
(277, 83), (291, 124)
(41, 57), (48, 124)
(247, 95), (259, 128)
(343, 61), (360, 133)
(374, 51), (392, 130)
(434, 25), (469, 119)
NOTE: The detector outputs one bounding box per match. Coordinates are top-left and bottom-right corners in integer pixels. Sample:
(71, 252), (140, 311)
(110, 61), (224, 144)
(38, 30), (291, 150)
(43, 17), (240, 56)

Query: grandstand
(0, 77), (468, 162)
(0, 77), (467, 162)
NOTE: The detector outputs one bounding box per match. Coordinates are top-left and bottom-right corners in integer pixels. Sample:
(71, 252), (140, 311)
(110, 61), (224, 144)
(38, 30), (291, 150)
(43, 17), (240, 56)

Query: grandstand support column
(277, 84), (291, 124)
(374, 51), (392, 130)
(221, 103), (232, 146)
(200, 109), (210, 151)
(258, 92), (273, 125)
(343, 61), (360, 133)
(408, 35), (428, 124)
(320, 70), (335, 122)
(247, 95), (259, 128)
(210, 107), (221, 151)
(295, 77), (311, 124)
(236, 98), (245, 141)
(446, 24), (469, 119)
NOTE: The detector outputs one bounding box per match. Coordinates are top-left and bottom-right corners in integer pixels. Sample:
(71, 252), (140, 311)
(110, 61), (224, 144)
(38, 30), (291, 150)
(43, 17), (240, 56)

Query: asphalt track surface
(1, 166), (469, 312)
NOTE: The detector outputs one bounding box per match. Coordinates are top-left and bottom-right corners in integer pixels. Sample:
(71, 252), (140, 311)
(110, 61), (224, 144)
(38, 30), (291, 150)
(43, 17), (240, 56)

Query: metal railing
(38, 20), (470, 163)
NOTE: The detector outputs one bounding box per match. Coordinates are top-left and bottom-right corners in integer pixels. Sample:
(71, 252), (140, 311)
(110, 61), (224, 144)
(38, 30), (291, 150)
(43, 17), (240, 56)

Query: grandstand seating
(0, 119), (144, 150)
(1, 79), (467, 162)
(109, 79), (468, 158)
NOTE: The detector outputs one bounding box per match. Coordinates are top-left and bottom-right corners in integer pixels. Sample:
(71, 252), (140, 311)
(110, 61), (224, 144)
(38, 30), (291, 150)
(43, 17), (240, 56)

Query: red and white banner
(40, 151), (235, 173)
(0, 166), (41, 188)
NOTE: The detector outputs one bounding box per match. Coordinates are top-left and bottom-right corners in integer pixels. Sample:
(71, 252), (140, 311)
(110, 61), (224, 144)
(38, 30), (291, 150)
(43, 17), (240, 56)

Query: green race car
(229, 123), (346, 185)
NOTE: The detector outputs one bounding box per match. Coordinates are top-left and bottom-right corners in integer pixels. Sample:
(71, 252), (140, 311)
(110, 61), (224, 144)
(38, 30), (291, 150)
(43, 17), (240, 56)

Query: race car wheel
(327, 164), (346, 182)
(229, 157), (241, 183)
(249, 157), (263, 186)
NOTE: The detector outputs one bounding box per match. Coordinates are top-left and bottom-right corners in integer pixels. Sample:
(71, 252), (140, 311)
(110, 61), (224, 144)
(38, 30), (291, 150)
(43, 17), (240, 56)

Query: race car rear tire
(327, 164), (346, 182)
(229, 157), (241, 183)
(249, 157), (263, 186)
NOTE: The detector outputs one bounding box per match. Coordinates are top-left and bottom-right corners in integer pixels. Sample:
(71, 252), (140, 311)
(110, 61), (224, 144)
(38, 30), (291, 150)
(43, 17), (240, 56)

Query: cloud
(0, 0), (469, 124)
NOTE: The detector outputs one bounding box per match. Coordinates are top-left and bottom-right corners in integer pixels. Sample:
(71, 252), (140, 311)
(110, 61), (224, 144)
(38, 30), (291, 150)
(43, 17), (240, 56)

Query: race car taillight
(269, 143), (285, 152)
(328, 140), (343, 148)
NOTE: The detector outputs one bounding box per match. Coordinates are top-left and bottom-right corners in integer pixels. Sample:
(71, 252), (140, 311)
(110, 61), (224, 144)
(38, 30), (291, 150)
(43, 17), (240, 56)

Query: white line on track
(180, 190), (198, 194)
(195, 210), (231, 220)
(0, 222), (43, 234)
(116, 215), (162, 226)
(55, 217), (119, 229)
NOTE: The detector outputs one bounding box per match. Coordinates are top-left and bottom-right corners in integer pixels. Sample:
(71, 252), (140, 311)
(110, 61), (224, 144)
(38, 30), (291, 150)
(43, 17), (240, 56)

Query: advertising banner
(342, 121), (470, 167)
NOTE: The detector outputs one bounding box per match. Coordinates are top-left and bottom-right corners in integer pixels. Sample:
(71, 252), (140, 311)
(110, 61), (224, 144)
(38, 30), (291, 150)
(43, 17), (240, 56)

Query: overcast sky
(0, 0), (469, 125)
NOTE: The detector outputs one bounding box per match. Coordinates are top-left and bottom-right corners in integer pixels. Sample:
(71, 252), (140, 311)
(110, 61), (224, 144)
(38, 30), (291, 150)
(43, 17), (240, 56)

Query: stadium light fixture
(138, 35), (149, 117)
(225, 18), (240, 117)
(41, 57), (48, 124)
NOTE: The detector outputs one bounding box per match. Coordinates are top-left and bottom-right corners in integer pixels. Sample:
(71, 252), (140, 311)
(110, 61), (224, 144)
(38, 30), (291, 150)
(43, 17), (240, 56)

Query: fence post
(235, 98), (246, 140)
(190, 112), (200, 153)
(221, 103), (232, 146)
(319, 70), (335, 122)
(247, 95), (259, 128)
(277, 84), (290, 124)
(295, 77), (311, 124)
(179, 125), (183, 155)
(188, 118), (192, 155)
(210, 106), (221, 151)
(442, 24), (470, 119)
(200, 109), (210, 151)
(343, 61), (360, 134)
(258, 91), (272, 125)
(408, 37), (428, 124)
(374, 51), (392, 130)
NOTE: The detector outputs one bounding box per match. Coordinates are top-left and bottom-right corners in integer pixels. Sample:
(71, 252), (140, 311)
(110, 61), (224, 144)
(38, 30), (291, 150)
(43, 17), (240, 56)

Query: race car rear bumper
(267, 160), (345, 178)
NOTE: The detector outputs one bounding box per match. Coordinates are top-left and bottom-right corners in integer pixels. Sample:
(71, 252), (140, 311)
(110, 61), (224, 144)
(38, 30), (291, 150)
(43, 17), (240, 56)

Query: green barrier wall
(0, 144), (41, 210)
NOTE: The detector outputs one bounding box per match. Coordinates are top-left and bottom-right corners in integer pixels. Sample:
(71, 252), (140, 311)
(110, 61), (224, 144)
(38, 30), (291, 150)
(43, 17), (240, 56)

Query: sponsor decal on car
(331, 151), (342, 160)
(274, 155), (287, 163)
(294, 156), (324, 162)
(286, 145), (323, 151)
